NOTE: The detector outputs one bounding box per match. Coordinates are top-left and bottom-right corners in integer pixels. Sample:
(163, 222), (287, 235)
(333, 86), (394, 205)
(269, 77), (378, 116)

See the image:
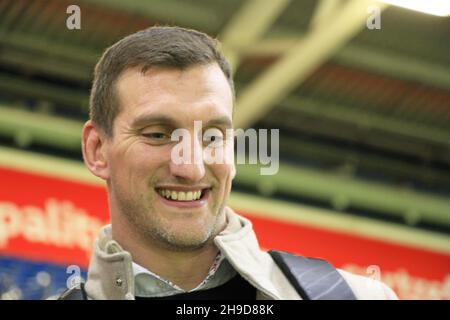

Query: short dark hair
(89, 26), (234, 136)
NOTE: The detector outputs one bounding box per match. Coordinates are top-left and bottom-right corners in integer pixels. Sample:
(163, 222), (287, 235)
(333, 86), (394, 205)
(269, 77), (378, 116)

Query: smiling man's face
(104, 63), (235, 251)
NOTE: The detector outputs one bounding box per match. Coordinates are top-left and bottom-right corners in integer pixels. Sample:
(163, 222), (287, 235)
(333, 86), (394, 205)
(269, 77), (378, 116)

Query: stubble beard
(115, 187), (227, 252)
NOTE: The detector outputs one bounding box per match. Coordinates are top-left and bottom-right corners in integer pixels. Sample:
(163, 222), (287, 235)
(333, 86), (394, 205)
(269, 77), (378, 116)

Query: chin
(163, 231), (212, 251)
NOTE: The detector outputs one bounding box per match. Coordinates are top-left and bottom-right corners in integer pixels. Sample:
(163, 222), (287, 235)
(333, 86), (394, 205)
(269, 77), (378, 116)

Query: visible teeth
(158, 189), (203, 201)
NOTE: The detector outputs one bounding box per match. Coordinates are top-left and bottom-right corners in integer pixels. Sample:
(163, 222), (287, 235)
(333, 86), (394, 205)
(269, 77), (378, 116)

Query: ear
(82, 120), (110, 180)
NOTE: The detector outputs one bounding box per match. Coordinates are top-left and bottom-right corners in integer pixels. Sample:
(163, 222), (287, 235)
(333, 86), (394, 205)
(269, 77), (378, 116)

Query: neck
(111, 217), (221, 291)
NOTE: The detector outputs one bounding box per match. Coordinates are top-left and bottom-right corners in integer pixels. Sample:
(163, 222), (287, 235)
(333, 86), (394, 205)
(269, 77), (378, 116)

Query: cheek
(134, 146), (172, 175)
(212, 163), (234, 189)
(110, 144), (171, 180)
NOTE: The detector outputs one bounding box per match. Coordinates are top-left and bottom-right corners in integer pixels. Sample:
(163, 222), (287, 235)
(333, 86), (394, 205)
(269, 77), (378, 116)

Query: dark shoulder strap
(269, 250), (356, 300)
(58, 282), (88, 300)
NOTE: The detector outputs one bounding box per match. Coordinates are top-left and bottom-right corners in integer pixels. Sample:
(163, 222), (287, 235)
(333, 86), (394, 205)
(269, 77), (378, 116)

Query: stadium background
(0, 0), (449, 299)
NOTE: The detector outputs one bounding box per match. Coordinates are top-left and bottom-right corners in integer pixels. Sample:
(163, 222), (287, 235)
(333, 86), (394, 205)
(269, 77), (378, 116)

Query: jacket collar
(84, 207), (299, 300)
(214, 208), (298, 299)
(84, 226), (135, 299)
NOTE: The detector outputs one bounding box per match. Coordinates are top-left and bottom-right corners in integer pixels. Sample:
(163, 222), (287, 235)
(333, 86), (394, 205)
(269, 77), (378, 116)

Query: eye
(206, 135), (222, 142)
(143, 132), (166, 140)
(142, 132), (170, 144)
(203, 128), (224, 147)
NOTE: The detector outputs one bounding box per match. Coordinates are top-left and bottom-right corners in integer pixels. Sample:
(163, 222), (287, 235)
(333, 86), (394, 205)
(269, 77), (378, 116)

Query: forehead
(115, 64), (233, 126)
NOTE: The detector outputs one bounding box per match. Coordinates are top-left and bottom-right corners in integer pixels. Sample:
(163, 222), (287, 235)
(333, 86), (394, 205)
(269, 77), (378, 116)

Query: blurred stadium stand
(0, 256), (86, 300)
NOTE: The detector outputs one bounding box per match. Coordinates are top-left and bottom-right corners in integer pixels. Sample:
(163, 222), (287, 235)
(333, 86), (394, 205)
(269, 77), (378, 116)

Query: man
(64, 26), (397, 300)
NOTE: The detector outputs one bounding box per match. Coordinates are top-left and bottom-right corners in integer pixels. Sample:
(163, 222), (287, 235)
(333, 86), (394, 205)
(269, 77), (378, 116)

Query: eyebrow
(205, 116), (233, 129)
(131, 113), (233, 129)
(131, 113), (179, 129)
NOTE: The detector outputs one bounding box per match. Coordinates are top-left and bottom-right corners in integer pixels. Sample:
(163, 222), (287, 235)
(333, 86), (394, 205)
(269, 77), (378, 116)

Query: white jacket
(83, 207), (398, 300)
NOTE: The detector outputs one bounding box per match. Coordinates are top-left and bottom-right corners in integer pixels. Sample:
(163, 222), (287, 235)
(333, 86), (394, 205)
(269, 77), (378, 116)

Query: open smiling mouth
(155, 188), (210, 202)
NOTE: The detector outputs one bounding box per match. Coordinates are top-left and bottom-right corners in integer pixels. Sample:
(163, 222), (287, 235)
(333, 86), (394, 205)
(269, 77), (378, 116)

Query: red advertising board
(0, 167), (109, 267)
(1, 166), (449, 299)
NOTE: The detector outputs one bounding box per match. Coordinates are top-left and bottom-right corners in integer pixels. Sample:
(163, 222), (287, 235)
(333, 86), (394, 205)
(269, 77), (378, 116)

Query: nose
(169, 134), (206, 182)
